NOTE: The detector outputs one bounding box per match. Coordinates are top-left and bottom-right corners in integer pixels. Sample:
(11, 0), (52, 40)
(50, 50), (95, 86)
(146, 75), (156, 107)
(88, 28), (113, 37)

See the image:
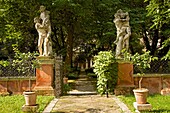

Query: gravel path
(51, 95), (123, 113)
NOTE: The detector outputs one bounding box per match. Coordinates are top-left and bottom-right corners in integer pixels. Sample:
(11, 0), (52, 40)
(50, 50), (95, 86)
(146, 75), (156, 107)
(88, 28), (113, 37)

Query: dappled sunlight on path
(51, 95), (122, 113)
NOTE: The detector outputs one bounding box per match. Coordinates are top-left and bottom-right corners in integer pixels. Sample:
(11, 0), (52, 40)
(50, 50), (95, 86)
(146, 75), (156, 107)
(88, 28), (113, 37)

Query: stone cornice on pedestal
(116, 58), (133, 64)
(37, 56), (54, 64)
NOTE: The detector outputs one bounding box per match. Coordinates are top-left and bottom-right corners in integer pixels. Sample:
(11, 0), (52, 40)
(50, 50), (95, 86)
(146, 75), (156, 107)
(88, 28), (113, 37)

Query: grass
(0, 95), (54, 113)
(118, 94), (170, 113)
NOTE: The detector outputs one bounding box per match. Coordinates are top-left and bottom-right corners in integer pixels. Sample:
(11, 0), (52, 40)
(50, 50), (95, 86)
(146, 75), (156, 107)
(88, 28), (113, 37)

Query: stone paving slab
(51, 95), (126, 113)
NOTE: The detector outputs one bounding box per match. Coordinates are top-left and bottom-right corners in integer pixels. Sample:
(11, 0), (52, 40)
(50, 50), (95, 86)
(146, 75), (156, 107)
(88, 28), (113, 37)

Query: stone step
(79, 74), (87, 78)
(67, 90), (97, 95)
(75, 81), (96, 85)
(68, 72), (97, 95)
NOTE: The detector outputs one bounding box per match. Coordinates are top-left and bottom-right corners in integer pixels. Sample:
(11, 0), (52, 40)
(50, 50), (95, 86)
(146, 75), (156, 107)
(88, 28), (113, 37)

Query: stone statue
(34, 5), (52, 56)
(114, 9), (131, 58)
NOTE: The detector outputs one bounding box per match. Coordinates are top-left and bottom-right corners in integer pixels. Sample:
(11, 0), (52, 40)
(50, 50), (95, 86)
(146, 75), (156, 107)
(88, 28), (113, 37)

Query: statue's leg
(125, 38), (129, 50)
(123, 34), (130, 50)
(38, 35), (43, 56)
(115, 36), (123, 58)
(43, 37), (49, 56)
(48, 41), (52, 55)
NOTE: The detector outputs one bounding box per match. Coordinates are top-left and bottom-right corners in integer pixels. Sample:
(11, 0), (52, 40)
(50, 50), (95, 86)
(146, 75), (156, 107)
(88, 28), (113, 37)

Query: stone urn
(133, 88), (148, 104)
(23, 91), (37, 106)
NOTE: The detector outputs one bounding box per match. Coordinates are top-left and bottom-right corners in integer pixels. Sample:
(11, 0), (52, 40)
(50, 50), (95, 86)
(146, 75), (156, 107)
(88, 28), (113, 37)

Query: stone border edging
(42, 98), (59, 113)
(113, 95), (132, 113)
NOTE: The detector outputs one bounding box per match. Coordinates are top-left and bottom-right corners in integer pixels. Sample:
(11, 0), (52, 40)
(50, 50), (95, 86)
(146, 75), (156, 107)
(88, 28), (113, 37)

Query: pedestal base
(114, 85), (135, 96)
(35, 56), (55, 96)
(33, 86), (54, 95)
(22, 104), (39, 113)
(133, 102), (152, 113)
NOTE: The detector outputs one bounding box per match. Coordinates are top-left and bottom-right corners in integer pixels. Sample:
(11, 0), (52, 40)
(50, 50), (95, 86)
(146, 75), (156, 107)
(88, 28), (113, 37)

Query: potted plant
(12, 50), (39, 106)
(124, 51), (157, 104)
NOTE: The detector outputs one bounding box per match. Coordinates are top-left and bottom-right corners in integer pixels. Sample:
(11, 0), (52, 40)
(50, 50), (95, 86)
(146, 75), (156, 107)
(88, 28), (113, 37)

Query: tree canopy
(0, 0), (169, 66)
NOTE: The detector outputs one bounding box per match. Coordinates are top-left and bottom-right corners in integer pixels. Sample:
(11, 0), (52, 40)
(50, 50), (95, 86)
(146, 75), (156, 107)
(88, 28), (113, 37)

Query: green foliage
(123, 50), (158, 88)
(160, 38), (170, 60)
(123, 50), (158, 74)
(0, 60), (10, 67)
(93, 51), (118, 96)
(0, 0), (39, 57)
(12, 51), (39, 76)
(0, 0), (169, 68)
(87, 73), (97, 78)
(145, 0), (170, 29)
(145, 0), (170, 57)
(68, 72), (79, 79)
(63, 84), (71, 95)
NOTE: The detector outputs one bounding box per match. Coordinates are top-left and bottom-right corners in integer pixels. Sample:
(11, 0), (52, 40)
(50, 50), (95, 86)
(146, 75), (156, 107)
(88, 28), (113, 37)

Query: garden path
(68, 71), (97, 95)
(43, 71), (132, 113)
(51, 95), (124, 113)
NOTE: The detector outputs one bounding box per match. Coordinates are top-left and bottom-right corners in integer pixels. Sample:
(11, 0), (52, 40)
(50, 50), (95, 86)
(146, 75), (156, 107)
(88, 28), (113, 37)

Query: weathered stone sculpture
(34, 5), (52, 56)
(114, 9), (131, 58)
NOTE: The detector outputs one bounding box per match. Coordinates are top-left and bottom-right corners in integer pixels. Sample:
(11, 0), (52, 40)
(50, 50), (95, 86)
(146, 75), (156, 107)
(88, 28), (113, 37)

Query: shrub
(93, 51), (118, 97)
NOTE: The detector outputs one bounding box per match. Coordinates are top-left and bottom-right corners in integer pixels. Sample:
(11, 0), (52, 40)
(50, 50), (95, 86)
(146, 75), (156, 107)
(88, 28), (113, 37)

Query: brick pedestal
(33, 56), (54, 95)
(115, 62), (135, 95)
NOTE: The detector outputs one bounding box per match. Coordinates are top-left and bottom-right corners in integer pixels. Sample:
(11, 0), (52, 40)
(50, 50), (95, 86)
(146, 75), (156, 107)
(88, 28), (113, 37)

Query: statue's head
(40, 5), (46, 12)
(117, 9), (123, 14)
(34, 17), (40, 23)
(114, 9), (124, 18)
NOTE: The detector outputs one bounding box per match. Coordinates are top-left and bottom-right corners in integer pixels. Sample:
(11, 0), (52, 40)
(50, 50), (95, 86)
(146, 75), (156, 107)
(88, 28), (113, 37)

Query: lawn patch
(0, 95), (54, 113)
(118, 94), (170, 113)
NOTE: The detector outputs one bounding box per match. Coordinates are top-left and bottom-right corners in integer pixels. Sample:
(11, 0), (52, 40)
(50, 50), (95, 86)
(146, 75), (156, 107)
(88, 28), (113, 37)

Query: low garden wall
(0, 77), (36, 95)
(0, 74), (170, 95)
(134, 74), (170, 94)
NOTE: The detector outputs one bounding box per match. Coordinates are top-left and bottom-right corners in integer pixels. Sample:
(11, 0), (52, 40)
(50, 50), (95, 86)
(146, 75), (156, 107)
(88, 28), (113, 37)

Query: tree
(0, 0), (40, 59)
(0, 0), (168, 68)
(145, 0), (170, 57)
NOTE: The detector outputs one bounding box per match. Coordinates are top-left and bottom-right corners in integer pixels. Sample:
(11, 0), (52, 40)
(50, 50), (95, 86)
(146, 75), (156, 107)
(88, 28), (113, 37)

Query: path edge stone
(113, 95), (132, 113)
(42, 98), (59, 113)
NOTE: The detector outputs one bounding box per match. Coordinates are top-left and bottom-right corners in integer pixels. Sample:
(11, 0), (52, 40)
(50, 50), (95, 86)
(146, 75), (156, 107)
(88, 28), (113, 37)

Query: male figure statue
(35, 5), (52, 56)
(39, 5), (52, 56)
(114, 9), (131, 58)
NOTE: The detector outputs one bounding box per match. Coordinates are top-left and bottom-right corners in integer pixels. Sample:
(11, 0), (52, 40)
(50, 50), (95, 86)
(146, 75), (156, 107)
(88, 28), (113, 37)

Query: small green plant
(63, 84), (71, 95)
(93, 51), (118, 97)
(123, 50), (158, 89)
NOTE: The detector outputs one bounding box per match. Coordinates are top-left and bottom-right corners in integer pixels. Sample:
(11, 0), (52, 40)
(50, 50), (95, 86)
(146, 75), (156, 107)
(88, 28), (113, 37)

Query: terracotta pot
(133, 88), (148, 104)
(63, 77), (68, 84)
(23, 91), (37, 106)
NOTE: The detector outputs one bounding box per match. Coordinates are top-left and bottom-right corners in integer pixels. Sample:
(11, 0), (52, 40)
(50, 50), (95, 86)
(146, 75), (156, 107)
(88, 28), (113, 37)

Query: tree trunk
(151, 29), (159, 55)
(142, 25), (151, 51)
(64, 25), (74, 74)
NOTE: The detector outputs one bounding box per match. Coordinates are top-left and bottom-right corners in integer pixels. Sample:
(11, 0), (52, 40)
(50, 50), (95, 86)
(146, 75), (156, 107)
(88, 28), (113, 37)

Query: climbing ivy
(93, 51), (117, 97)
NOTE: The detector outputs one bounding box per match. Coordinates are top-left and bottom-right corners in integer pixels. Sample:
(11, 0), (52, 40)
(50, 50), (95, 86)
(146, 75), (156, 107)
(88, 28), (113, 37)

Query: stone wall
(134, 74), (170, 94)
(0, 77), (36, 95)
(1, 74), (170, 95)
